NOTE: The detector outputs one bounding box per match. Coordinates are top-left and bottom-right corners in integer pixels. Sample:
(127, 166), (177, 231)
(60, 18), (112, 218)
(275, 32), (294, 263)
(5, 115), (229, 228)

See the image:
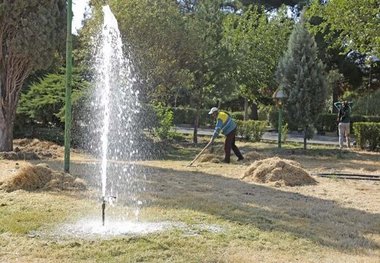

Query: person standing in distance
(334, 100), (352, 149)
(208, 107), (244, 163)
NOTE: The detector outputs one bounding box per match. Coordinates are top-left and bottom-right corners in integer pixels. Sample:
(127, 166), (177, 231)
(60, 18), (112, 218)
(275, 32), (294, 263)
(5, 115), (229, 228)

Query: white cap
(208, 107), (218, 115)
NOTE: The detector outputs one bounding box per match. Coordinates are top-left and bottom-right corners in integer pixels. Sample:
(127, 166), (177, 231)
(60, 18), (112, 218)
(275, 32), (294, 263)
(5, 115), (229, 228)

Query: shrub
(230, 111), (245, 121)
(268, 107), (298, 131)
(315, 113), (337, 133)
(353, 122), (380, 151)
(236, 120), (267, 142)
(281, 122), (288, 143)
(153, 104), (174, 140)
(315, 114), (380, 134)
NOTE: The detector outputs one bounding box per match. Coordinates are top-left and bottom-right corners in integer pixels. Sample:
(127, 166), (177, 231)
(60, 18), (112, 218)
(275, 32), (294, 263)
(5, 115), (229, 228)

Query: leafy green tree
(110, 0), (189, 103)
(0, 0), (66, 151)
(110, 0), (236, 143)
(182, 0), (237, 143)
(276, 19), (327, 149)
(223, 5), (293, 119)
(17, 68), (89, 126)
(224, 0), (309, 11)
(306, 0), (380, 57)
(306, 1), (378, 110)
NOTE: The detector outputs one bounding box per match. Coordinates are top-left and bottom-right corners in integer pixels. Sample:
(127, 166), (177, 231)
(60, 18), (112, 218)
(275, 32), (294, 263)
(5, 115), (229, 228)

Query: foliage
(223, 5), (293, 102)
(184, 0), (237, 105)
(306, 0), (380, 57)
(171, 108), (211, 127)
(230, 111), (245, 121)
(315, 113), (337, 133)
(110, 0), (191, 103)
(17, 68), (89, 126)
(351, 89), (380, 116)
(281, 122), (289, 143)
(353, 122), (380, 151)
(0, 0), (66, 151)
(315, 113), (380, 134)
(276, 18), (327, 148)
(236, 120), (267, 142)
(0, 0), (66, 70)
(153, 104), (175, 140)
(239, 0), (309, 10)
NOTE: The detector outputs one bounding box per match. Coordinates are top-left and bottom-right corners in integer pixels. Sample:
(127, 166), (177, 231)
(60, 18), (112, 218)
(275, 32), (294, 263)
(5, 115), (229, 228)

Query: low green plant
(230, 111), (245, 121)
(236, 120), (267, 142)
(353, 122), (380, 151)
(153, 104), (175, 140)
(281, 122), (288, 143)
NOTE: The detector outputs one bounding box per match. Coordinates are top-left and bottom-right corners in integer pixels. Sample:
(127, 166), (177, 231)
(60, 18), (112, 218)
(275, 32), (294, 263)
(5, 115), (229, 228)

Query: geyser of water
(88, 5), (143, 223)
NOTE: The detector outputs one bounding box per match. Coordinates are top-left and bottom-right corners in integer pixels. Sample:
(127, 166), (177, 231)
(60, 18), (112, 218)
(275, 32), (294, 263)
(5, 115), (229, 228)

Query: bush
(352, 89), (380, 116)
(153, 104), (174, 140)
(236, 120), (267, 142)
(268, 107), (298, 131)
(230, 111), (245, 121)
(315, 113), (380, 134)
(353, 122), (380, 151)
(281, 122), (288, 143)
(17, 68), (88, 126)
(315, 113), (337, 134)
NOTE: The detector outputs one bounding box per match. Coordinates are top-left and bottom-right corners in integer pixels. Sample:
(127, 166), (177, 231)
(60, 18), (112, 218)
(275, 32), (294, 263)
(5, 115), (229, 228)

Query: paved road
(173, 126), (340, 146)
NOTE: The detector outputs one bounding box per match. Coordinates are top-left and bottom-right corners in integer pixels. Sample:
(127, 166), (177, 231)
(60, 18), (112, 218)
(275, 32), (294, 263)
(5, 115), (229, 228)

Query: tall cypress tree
(276, 18), (327, 149)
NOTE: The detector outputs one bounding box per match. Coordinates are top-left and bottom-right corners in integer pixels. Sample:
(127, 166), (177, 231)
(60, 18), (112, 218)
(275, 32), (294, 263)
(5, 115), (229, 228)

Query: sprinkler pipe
(102, 197), (106, 226)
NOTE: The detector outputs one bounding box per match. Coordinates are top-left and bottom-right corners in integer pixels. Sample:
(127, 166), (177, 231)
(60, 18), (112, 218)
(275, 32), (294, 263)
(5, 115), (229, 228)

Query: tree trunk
(303, 126), (307, 150)
(0, 40), (31, 152)
(193, 108), (199, 144)
(0, 111), (14, 151)
(250, 102), (258, 120)
(244, 98), (248, 121)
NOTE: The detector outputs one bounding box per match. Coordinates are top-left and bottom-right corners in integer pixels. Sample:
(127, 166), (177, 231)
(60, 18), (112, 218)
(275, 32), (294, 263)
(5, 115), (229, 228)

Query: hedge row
(316, 114), (380, 133)
(353, 122), (380, 151)
(235, 120), (267, 142)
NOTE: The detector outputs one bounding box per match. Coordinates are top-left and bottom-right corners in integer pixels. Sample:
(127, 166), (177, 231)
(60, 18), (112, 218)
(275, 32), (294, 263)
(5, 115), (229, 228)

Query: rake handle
(188, 142), (212, 166)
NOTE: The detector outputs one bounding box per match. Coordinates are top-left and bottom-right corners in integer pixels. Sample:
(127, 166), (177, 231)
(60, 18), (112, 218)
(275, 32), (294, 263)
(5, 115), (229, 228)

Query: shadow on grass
(44, 159), (380, 253)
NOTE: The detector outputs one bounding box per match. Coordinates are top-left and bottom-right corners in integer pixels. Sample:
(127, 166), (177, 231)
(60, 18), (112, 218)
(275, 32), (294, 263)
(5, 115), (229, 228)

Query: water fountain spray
(91, 5), (141, 226)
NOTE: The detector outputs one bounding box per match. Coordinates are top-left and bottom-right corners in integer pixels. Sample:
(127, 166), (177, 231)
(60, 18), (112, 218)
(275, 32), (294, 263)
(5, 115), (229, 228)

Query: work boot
(237, 157), (244, 162)
(222, 159), (230, 164)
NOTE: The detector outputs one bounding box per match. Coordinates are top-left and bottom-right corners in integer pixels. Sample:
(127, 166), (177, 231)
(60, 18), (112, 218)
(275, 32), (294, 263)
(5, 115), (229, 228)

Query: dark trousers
(224, 128), (243, 163)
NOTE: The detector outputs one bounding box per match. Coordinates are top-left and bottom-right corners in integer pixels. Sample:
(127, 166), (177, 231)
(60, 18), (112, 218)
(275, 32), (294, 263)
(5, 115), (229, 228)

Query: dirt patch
(0, 163), (87, 192)
(242, 157), (317, 187)
(0, 151), (39, 160)
(11, 138), (64, 159)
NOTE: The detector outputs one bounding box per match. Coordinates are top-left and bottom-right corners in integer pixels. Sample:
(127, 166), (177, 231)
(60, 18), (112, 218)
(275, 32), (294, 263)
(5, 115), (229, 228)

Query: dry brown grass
(0, 163), (86, 192)
(0, 139), (379, 262)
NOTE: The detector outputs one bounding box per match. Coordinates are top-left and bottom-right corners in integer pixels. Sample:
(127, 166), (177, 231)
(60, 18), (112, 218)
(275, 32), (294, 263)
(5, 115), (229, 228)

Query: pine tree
(276, 19), (327, 149)
(0, 0), (66, 151)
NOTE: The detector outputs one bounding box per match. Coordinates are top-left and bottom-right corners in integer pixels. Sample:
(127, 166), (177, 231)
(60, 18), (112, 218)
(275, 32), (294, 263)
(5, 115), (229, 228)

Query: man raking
(208, 107), (244, 163)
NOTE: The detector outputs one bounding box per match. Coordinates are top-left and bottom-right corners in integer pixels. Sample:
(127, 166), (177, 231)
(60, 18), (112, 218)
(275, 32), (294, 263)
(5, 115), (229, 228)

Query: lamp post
(64, 0), (73, 172)
(273, 89), (287, 148)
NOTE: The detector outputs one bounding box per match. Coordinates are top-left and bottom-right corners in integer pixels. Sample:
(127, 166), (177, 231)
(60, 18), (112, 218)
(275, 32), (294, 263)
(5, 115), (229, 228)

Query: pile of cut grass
(242, 157), (317, 187)
(0, 164), (86, 192)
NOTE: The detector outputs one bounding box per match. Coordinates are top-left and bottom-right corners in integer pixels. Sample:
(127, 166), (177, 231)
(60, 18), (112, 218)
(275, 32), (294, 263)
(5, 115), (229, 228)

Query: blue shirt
(212, 111), (237, 139)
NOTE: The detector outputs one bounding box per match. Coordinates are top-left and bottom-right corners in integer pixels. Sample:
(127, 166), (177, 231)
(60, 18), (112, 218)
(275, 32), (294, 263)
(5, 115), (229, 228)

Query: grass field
(0, 139), (379, 262)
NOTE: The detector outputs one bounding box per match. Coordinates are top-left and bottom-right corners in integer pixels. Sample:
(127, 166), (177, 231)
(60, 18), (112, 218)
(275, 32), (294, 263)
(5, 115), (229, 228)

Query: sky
(72, 0), (90, 34)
